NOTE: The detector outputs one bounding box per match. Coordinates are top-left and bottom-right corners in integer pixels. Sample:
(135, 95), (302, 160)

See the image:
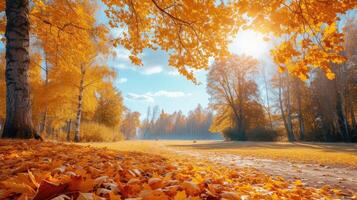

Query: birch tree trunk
(40, 55), (49, 135)
(2, 0), (35, 139)
(74, 65), (85, 142)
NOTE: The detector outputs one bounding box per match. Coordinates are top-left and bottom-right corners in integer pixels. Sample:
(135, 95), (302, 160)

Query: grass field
(85, 140), (357, 167)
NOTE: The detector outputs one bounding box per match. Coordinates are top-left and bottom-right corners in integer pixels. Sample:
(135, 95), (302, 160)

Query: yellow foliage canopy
(237, 0), (356, 80)
(101, 0), (356, 80)
(103, 0), (241, 82)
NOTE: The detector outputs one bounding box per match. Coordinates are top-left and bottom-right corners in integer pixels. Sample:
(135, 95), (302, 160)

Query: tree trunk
(278, 74), (294, 142)
(40, 110), (47, 134)
(285, 73), (295, 141)
(262, 66), (273, 129)
(335, 66), (350, 142)
(278, 76), (288, 140)
(236, 71), (245, 140)
(2, 0), (35, 139)
(40, 55), (49, 135)
(348, 85), (356, 129)
(0, 118), (3, 134)
(296, 80), (305, 140)
(237, 119), (245, 140)
(74, 65), (85, 142)
(67, 119), (72, 142)
(336, 90), (350, 142)
(230, 103), (244, 140)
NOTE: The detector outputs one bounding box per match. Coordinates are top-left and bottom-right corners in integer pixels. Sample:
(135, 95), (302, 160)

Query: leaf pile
(0, 140), (353, 199)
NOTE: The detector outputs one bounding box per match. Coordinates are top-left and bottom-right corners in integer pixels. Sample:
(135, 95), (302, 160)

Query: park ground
(86, 140), (357, 192)
(1, 139), (356, 199)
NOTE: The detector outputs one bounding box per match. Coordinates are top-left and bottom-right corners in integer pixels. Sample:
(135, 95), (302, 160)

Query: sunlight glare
(229, 30), (269, 58)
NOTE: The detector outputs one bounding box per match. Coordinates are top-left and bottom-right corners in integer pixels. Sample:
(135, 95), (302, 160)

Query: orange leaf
(174, 191), (187, 200)
(33, 180), (68, 200)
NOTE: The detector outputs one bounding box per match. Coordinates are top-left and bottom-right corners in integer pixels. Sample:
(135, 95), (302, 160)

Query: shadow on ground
(166, 141), (357, 154)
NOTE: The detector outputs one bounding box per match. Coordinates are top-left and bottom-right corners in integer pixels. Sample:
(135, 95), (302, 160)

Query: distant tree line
(140, 105), (221, 140)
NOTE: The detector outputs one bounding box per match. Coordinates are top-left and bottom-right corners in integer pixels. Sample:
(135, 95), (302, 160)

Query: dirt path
(168, 148), (357, 193)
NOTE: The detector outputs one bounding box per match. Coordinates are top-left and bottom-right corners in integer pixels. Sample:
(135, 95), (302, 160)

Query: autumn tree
(207, 55), (264, 140)
(30, 0), (114, 142)
(344, 18), (357, 140)
(271, 72), (294, 141)
(238, 0), (354, 80)
(1, 0), (104, 138)
(73, 60), (115, 142)
(94, 86), (124, 128)
(121, 110), (141, 139)
(2, 0), (36, 138)
(30, 0), (97, 134)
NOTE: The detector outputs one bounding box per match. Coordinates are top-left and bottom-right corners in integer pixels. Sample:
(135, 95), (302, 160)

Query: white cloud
(167, 70), (179, 76)
(126, 90), (191, 102)
(142, 66), (163, 75)
(117, 63), (128, 69)
(147, 90), (189, 98)
(114, 48), (131, 61)
(117, 78), (128, 84)
(126, 93), (154, 102)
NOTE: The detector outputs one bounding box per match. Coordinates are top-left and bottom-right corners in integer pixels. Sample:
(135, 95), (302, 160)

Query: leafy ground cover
(1, 140), (356, 199)
(87, 140), (357, 195)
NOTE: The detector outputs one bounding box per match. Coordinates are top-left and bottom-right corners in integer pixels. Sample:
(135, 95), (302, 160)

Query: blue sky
(107, 30), (273, 119)
(109, 47), (212, 119)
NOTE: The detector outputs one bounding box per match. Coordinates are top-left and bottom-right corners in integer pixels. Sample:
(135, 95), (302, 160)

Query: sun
(229, 30), (269, 57)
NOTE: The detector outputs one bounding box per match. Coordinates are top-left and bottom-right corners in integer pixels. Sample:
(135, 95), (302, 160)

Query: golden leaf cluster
(237, 0), (356, 80)
(102, 0), (241, 82)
